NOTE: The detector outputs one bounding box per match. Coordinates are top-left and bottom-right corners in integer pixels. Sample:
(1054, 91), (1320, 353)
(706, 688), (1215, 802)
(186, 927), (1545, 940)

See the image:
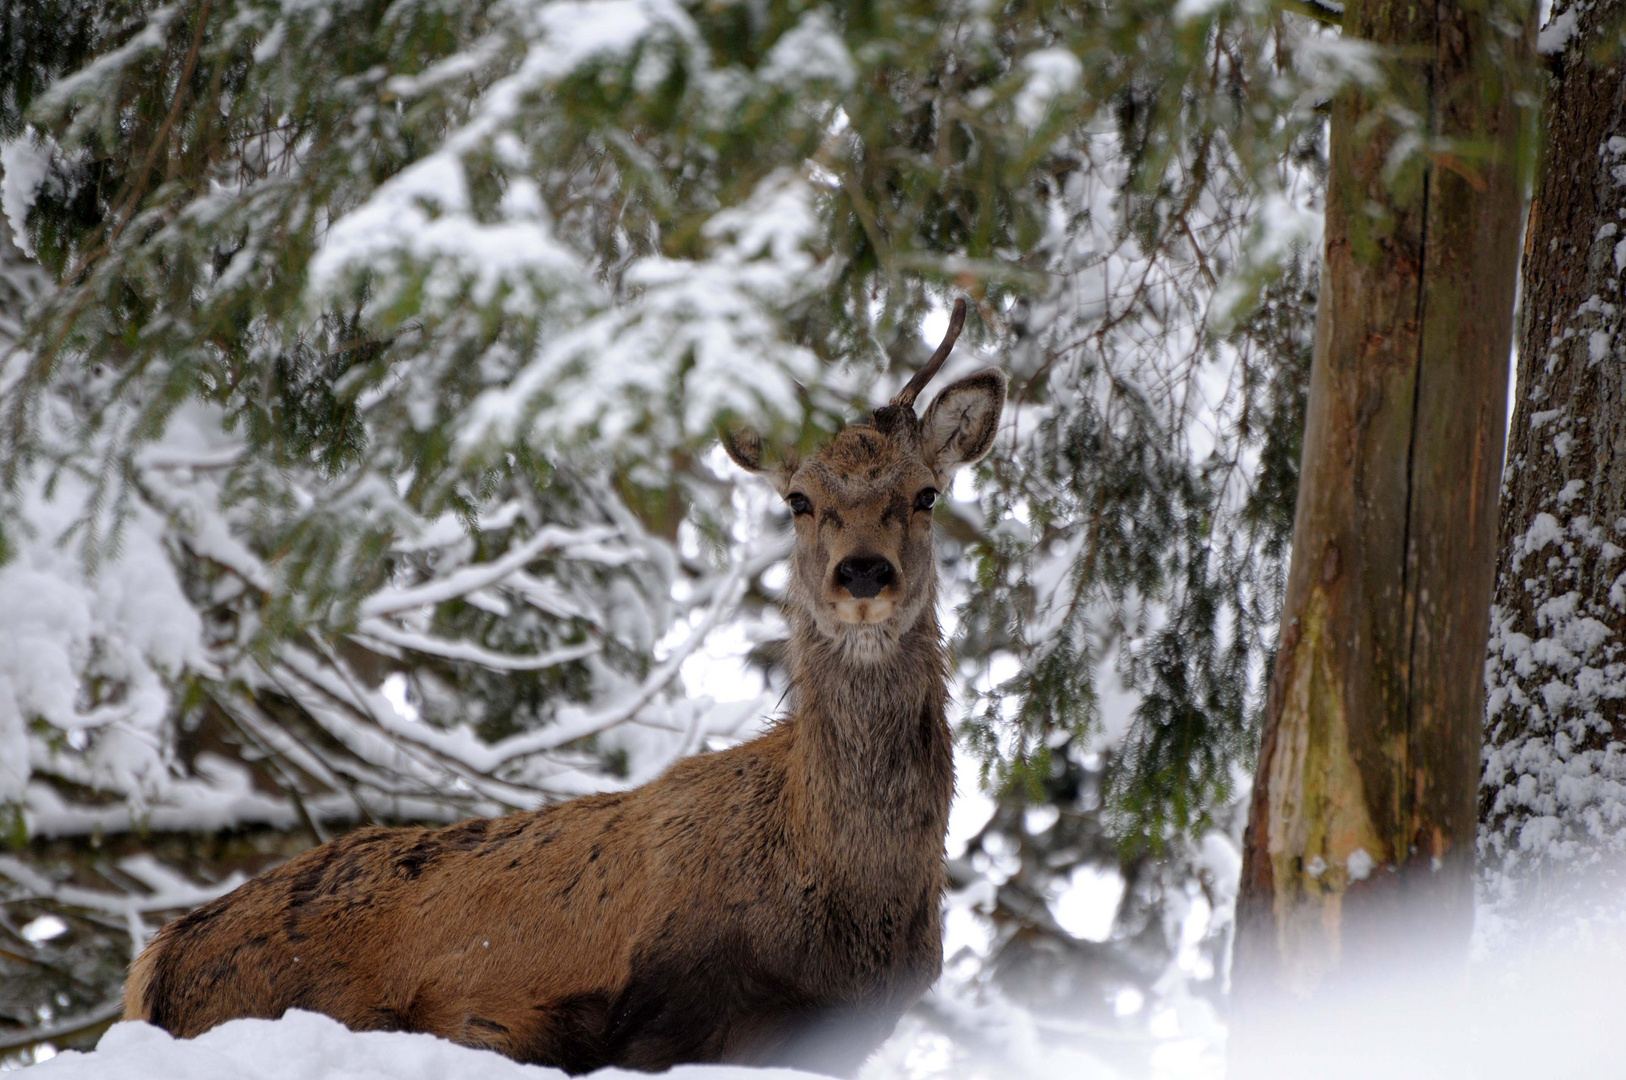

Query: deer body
(125, 306), (1005, 1076)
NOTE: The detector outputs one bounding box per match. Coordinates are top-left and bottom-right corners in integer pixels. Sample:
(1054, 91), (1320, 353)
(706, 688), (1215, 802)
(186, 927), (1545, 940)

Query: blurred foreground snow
(18, 915), (1626, 1080)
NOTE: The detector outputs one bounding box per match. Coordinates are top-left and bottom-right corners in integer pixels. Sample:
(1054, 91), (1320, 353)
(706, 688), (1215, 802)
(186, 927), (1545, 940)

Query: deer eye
(914, 488), (938, 512)
(786, 493), (813, 517)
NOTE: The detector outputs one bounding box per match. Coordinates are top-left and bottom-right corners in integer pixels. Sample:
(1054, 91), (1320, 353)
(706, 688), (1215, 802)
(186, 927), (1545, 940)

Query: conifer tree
(1, 0), (1325, 1062)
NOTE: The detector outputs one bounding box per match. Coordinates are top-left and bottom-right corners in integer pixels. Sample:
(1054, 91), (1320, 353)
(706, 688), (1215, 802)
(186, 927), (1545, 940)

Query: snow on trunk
(1479, 0), (1626, 944)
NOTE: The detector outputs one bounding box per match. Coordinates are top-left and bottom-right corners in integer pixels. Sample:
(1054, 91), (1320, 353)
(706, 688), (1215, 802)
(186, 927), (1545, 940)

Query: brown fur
(125, 368), (1007, 1076)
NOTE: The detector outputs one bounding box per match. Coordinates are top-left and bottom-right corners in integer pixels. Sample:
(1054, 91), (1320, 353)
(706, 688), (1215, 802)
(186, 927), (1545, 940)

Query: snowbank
(24, 927), (1626, 1080)
(24, 1010), (821, 1080)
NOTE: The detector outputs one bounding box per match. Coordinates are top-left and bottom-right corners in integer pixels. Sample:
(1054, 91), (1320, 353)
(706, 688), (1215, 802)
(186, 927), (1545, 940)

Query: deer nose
(835, 555), (896, 599)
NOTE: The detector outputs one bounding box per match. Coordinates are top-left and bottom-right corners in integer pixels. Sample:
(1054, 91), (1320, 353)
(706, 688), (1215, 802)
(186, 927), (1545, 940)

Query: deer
(123, 299), (1006, 1077)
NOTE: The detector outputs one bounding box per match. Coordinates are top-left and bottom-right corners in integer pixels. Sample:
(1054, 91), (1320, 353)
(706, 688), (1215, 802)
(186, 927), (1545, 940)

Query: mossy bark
(1234, 0), (1533, 1011)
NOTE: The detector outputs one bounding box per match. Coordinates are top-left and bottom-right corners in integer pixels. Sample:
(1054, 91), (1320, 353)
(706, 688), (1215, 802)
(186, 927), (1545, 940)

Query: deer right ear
(721, 426), (767, 473)
(920, 368), (1007, 474)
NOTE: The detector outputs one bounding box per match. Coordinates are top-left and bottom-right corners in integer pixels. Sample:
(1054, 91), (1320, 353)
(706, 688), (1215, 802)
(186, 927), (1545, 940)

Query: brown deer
(123, 300), (1006, 1076)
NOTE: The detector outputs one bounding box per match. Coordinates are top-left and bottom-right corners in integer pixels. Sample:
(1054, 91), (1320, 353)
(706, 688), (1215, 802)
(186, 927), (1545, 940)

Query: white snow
(1173, 0), (1235, 21)
(1345, 848), (1375, 881)
(307, 151), (581, 309)
(519, 0), (701, 84)
(1482, 492), (1626, 930)
(1588, 330), (1612, 363)
(759, 10), (855, 91)
(1014, 49), (1082, 130)
(456, 169), (824, 456)
(21, 1011), (820, 1080)
(1537, 8), (1579, 55)
(21, 914), (1626, 1080)
(0, 135), (53, 256)
(17, 914), (67, 944)
(0, 461), (211, 806)
(1052, 864), (1125, 941)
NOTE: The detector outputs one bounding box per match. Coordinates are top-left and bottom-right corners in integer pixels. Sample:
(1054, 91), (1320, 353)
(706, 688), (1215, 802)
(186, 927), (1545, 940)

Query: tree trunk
(1233, 0), (1532, 1008)
(1480, 0), (1626, 930)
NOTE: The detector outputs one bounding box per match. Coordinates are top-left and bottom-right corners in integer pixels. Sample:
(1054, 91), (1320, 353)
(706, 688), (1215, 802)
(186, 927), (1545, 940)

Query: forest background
(0, 0), (1606, 1075)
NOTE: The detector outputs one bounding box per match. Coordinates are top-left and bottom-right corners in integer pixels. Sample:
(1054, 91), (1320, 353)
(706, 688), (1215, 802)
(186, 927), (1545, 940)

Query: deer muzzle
(831, 554), (899, 623)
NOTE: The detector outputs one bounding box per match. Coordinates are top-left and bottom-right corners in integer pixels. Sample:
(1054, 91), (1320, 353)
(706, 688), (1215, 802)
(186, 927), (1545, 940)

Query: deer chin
(833, 597), (896, 624)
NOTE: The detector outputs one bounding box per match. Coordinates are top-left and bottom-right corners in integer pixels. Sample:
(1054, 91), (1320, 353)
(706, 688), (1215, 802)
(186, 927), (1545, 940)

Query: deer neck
(781, 601), (955, 887)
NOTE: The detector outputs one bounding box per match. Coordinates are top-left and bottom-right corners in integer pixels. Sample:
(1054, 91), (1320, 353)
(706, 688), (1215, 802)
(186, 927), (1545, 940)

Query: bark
(1233, 0), (1533, 1008)
(1480, 0), (1626, 928)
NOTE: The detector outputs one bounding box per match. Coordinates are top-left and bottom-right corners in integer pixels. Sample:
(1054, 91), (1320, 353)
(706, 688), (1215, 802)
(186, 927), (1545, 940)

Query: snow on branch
(357, 525), (623, 618)
(353, 622), (599, 672)
(478, 554), (753, 766)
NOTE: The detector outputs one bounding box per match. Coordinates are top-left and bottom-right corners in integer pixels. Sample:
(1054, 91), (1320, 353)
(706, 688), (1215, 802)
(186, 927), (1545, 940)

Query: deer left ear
(721, 426), (767, 473)
(721, 426), (796, 494)
(920, 368), (1006, 473)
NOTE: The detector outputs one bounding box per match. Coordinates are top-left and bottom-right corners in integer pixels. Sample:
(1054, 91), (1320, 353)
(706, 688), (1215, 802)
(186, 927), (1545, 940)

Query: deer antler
(890, 298), (967, 411)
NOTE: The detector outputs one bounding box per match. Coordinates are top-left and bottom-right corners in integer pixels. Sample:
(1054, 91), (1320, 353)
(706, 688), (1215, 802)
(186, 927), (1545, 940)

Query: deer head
(724, 300), (1007, 660)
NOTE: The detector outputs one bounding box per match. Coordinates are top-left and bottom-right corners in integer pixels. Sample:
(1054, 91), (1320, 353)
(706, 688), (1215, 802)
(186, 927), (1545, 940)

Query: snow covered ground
(17, 917), (1626, 1080)
(20, 1010), (819, 1080)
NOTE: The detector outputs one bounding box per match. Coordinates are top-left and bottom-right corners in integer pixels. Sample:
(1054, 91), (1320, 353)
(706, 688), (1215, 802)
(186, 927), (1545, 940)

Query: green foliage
(0, 0), (1329, 1049)
(0, 804), (24, 850)
(4, 0), (1325, 846)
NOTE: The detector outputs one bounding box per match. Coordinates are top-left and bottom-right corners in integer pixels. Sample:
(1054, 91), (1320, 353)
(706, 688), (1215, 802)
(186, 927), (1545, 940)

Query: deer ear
(721, 426), (766, 472)
(920, 368), (1006, 473)
(721, 426), (796, 493)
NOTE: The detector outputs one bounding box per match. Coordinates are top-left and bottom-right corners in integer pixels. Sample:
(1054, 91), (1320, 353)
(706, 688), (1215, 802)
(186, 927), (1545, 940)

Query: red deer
(123, 300), (1006, 1076)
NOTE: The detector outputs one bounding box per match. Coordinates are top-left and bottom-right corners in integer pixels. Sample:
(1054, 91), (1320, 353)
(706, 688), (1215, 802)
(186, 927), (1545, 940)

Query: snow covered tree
(1, 0), (1329, 1065)
(1233, 0), (1534, 1034)
(1479, 0), (1626, 939)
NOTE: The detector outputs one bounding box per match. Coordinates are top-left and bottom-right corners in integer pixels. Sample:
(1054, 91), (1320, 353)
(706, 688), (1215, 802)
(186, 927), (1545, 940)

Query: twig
(0, 999), (126, 1052)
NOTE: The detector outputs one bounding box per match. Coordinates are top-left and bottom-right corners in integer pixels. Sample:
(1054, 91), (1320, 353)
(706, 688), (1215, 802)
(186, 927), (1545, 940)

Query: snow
(20, 910), (1626, 1080)
(0, 462), (211, 806)
(1015, 49), (1082, 130)
(518, 0), (701, 84)
(945, 750), (997, 860)
(0, 136), (53, 257)
(21, 1011), (820, 1080)
(759, 10), (855, 91)
(17, 915), (67, 945)
(1482, 503), (1626, 925)
(1345, 848), (1375, 881)
(1052, 864), (1125, 941)
(1173, 0), (1235, 21)
(29, 6), (179, 129)
(1588, 330), (1612, 363)
(1537, 8), (1579, 55)
(456, 169), (824, 456)
(307, 152), (582, 310)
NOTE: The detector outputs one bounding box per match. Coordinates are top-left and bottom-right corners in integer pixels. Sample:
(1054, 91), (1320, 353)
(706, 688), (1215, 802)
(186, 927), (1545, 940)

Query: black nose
(835, 555), (896, 599)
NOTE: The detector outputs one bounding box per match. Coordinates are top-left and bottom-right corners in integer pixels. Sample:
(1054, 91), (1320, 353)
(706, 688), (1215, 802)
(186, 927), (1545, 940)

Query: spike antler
(890, 298), (967, 411)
